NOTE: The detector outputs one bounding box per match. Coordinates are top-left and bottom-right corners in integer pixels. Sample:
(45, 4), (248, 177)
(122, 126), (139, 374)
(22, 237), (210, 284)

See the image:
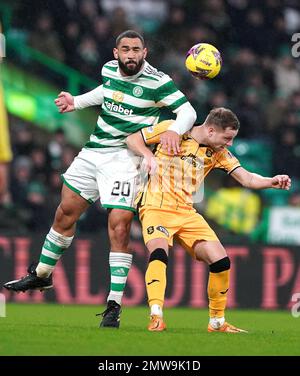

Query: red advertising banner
(0, 233), (299, 309)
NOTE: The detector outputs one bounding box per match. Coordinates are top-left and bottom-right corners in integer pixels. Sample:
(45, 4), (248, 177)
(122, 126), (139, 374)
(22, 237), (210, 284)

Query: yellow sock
(207, 269), (229, 318)
(145, 260), (167, 308)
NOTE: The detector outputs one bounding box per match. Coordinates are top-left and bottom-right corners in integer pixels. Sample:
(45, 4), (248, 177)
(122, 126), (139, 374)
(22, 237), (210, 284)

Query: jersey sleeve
(214, 149), (241, 174)
(141, 120), (174, 145)
(156, 76), (188, 111)
(74, 85), (104, 109)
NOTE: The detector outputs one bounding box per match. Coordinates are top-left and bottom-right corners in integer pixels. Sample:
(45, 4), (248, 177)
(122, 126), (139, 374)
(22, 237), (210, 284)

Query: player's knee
(112, 222), (129, 235)
(209, 256), (230, 273)
(109, 221), (130, 244)
(149, 248), (168, 266)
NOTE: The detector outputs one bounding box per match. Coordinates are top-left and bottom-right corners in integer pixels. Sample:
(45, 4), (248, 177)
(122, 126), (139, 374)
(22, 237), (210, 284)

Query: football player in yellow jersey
(126, 107), (291, 333)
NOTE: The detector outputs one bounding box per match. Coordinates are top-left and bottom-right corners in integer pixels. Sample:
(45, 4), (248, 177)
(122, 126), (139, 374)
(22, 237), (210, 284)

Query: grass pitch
(0, 303), (299, 356)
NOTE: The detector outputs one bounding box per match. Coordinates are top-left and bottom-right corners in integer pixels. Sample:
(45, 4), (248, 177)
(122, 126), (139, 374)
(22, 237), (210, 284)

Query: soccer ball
(185, 43), (222, 80)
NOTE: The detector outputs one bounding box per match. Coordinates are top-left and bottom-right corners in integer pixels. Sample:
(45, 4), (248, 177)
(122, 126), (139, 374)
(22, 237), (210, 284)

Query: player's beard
(118, 58), (144, 76)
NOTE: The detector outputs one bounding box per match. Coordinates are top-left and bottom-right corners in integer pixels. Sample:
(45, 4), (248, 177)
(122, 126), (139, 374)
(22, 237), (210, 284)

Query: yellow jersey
(139, 120), (241, 210)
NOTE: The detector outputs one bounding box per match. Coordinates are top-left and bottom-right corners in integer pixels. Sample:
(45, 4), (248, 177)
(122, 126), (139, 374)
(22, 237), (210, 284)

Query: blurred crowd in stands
(1, 118), (109, 233)
(1, 0), (300, 237)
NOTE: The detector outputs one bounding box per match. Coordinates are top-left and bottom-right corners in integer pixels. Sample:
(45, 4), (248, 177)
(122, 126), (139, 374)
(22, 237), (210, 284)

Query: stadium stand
(1, 0), (300, 240)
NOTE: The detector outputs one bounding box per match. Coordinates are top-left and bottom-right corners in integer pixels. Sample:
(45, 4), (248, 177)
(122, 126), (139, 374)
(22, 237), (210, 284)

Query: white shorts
(62, 148), (142, 212)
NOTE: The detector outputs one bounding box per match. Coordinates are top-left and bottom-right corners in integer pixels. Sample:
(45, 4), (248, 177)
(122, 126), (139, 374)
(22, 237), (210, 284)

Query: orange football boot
(208, 322), (248, 333)
(148, 315), (166, 332)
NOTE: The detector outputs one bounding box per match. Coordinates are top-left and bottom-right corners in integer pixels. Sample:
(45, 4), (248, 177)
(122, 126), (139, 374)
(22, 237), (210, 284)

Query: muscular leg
(36, 184), (90, 277)
(108, 208), (134, 251)
(194, 240), (247, 332)
(145, 238), (169, 326)
(53, 184), (90, 236)
(193, 239), (227, 264)
(105, 209), (134, 305)
(194, 240), (230, 326)
(3, 184), (91, 291)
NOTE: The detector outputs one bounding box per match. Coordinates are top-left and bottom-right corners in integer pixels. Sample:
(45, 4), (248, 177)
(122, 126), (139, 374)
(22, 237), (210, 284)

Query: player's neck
(190, 124), (207, 145)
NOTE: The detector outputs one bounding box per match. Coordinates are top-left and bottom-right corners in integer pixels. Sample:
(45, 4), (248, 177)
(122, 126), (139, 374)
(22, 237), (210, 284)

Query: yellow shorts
(139, 206), (219, 258)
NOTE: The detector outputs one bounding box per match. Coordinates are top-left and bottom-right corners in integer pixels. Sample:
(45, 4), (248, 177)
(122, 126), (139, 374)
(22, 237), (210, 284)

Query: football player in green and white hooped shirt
(4, 30), (196, 327)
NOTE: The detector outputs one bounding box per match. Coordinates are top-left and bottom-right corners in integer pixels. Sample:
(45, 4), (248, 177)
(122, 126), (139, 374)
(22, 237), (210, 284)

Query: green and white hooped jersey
(85, 60), (188, 149)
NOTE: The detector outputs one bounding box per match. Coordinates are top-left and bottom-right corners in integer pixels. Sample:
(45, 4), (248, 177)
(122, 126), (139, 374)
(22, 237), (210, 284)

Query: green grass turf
(0, 303), (299, 356)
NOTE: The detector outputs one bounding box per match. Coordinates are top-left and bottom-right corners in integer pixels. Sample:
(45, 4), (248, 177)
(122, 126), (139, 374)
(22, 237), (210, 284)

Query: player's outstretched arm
(231, 167), (291, 190)
(126, 132), (157, 175)
(54, 86), (104, 113)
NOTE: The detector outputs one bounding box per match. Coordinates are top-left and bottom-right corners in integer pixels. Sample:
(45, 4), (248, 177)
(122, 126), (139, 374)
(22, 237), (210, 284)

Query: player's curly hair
(116, 30), (145, 47)
(205, 107), (240, 130)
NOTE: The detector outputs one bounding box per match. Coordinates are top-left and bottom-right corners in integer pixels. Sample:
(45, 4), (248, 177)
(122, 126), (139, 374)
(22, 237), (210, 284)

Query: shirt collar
(117, 60), (147, 80)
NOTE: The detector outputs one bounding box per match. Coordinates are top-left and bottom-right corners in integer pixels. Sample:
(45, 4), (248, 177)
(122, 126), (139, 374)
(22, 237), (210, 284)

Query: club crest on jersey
(133, 86), (143, 97)
(206, 148), (213, 157)
(112, 91), (124, 102)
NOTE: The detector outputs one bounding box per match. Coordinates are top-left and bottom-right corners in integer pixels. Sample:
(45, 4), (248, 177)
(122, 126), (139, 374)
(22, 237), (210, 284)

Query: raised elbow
(191, 106), (197, 123)
(186, 103), (197, 124)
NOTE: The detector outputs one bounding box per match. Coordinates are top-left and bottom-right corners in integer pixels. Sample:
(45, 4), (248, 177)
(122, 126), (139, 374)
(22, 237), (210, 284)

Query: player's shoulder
(102, 60), (118, 74)
(156, 119), (174, 128)
(143, 119), (174, 135)
(143, 62), (172, 84)
(217, 147), (236, 160)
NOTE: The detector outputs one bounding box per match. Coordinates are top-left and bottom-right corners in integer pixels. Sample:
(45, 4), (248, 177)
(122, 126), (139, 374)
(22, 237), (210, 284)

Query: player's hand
(160, 130), (180, 155)
(141, 154), (157, 175)
(271, 175), (291, 190)
(54, 91), (75, 113)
